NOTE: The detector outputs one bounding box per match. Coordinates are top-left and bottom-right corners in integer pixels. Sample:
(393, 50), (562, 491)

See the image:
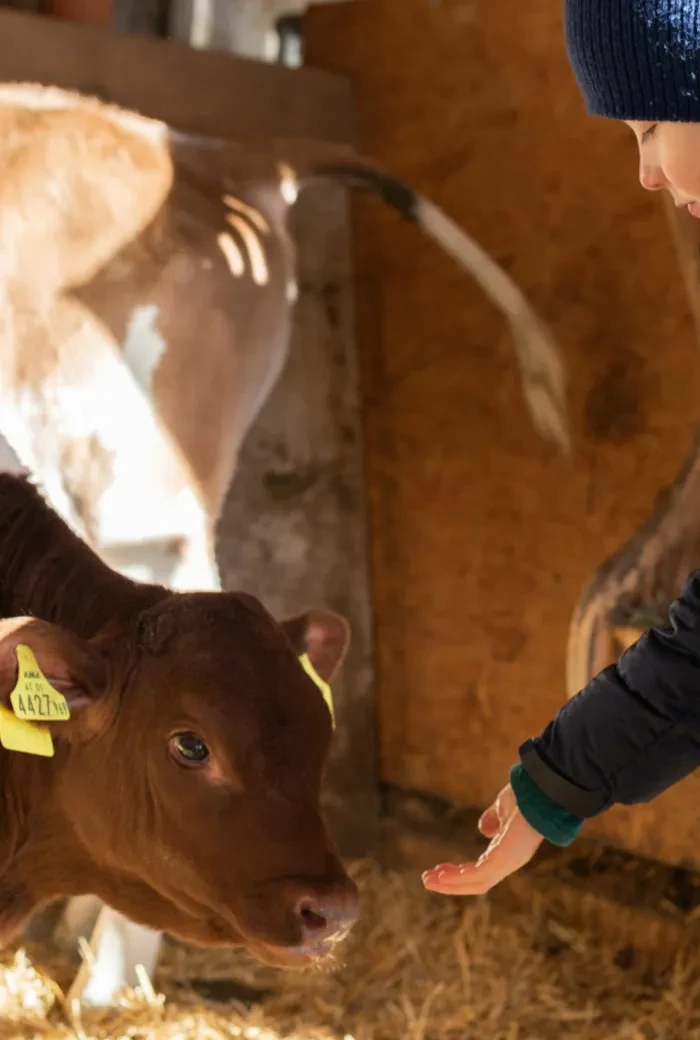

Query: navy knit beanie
(564, 0), (700, 121)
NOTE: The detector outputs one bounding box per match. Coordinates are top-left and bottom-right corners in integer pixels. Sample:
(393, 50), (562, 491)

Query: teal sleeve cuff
(510, 762), (583, 847)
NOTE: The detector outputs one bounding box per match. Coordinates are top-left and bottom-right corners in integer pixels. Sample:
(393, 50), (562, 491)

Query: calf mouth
(177, 917), (352, 973)
(189, 918), (347, 968)
(252, 928), (354, 970)
(252, 940), (340, 970)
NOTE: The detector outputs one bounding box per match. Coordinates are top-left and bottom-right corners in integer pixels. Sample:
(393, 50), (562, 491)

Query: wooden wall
(304, 0), (700, 868)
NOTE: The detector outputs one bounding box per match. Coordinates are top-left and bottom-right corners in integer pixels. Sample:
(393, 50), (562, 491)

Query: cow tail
(298, 157), (571, 456)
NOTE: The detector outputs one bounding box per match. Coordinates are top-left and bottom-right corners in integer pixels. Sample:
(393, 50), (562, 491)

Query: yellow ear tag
(299, 653), (336, 730)
(0, 705), (54, 757)
(10, 645), (71, 723)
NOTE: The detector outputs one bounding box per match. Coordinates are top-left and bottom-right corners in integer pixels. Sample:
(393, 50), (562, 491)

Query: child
(423, 0), (700, 898)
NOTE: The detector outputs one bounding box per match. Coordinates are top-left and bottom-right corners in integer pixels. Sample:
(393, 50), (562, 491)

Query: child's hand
(421, 783), (543, 896)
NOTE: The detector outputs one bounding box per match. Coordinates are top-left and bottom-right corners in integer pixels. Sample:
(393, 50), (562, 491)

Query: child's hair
(565, 0), (700, 122)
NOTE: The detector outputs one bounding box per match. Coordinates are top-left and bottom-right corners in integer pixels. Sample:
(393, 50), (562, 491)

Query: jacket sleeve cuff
(510, 762), (583, 847)
(518, 737), (610, 818)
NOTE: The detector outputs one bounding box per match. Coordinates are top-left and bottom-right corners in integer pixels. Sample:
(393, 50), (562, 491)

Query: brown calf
(0, 473), (357, 968)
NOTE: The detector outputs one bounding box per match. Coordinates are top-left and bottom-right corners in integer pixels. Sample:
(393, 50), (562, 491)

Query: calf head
(0, 596), (358, 966)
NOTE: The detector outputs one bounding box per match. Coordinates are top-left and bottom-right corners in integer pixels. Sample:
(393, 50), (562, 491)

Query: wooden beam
(0, 7), (353, 142)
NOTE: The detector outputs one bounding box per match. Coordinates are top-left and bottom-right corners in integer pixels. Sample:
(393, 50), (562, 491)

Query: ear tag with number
(299, 653), (336, 730)
(10, 645), (71, 723)
(0, 705), (54, 757)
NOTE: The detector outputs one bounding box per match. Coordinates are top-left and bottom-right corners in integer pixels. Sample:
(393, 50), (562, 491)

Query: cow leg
(64, 903), (163, 1007)
(54, 893), (103, 948)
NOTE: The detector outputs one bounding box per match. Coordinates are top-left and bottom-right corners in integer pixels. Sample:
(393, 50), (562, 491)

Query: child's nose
(639, 160), (668, 191)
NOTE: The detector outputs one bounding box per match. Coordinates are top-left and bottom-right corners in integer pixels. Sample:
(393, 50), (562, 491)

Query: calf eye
(170, 732), (210, 767)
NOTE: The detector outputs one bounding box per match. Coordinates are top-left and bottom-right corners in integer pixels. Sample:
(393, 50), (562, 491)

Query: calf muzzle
(292, 880), (359, 951)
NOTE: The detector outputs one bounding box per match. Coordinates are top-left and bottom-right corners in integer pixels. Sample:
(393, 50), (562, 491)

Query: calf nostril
(297, 898), (327, 934)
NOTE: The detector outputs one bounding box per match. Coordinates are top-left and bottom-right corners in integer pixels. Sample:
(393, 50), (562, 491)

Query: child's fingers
(421, 866), (459, 883)
(423, 790), (509, 882)
(422, 852), (505, 896)
(422, 811), (543, 896)
(478, 805), (501, 838)
(421, 865), (467, 891)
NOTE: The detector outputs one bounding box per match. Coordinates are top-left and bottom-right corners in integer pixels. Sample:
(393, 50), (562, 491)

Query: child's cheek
(660, 132), (700, 201)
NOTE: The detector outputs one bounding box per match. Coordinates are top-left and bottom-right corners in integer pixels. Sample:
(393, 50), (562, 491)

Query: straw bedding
(1, 860), (700, 1040)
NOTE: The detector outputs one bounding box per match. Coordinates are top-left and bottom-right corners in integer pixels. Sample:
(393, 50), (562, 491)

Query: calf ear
(280, 610), (351, 683)
(0, 618), (110, 741)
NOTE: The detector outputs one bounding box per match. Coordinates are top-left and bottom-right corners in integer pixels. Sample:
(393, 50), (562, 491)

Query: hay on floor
(2, 861), (700, 1040)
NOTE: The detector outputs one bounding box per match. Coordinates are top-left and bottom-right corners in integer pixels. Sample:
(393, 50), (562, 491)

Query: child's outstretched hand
(421, 783), (543, 896)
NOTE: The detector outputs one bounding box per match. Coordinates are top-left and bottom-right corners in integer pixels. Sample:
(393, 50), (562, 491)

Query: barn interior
(2, 0), (700, 1037)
